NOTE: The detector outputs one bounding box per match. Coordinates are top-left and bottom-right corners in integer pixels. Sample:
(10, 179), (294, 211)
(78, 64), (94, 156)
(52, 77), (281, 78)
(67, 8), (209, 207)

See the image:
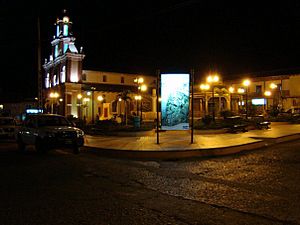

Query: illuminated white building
(43, 12), (157, 123)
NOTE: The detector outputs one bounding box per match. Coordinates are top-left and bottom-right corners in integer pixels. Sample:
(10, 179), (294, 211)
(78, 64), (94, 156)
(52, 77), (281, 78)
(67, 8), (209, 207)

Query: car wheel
(73, 145), (80, 154)
(17, 136), (26, 152)
(35, 138), (45, 153)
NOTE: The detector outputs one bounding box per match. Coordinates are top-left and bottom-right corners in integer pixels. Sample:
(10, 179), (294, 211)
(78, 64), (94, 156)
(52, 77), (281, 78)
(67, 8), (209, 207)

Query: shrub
(220, 110), (234, 119)
(202, 115), (213, 125)
(268, 105), (280, 117)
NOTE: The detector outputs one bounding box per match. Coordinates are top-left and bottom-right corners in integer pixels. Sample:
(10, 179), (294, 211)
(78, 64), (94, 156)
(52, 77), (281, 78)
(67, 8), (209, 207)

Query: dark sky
(1, 1), (300, 99)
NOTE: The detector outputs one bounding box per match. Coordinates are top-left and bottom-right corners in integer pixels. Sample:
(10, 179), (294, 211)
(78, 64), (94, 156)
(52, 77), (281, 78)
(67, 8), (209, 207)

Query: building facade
(192, 73), (300, 118)
(192, 78), (231, 118)
(224, 74), (300, 115)
(43, 12), (157, 123)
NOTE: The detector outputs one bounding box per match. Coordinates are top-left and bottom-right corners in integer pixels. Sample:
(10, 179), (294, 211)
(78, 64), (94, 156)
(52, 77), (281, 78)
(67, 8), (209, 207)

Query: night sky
(1, 1), (300, 100)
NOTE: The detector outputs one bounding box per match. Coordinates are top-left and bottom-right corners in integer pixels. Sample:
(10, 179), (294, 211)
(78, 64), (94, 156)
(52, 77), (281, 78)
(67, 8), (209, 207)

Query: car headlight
(45, 131), (55, 138)
(76, 130), (84, 137)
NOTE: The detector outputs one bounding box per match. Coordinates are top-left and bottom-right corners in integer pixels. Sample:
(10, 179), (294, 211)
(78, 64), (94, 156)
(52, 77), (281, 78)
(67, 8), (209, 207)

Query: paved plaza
(84, 123), (300, 159)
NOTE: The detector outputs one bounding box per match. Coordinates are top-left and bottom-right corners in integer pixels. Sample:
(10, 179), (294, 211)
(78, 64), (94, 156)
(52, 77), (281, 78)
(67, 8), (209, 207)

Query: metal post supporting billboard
(191, 69), (194, 144)
(156, 69), (160, 144)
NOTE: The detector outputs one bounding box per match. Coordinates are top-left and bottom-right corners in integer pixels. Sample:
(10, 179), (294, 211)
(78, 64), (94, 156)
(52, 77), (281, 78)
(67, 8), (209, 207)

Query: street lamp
(134, 95), (142, 116)
(270, 83), (278, 108)
(229, 87), (234, 111)
(89, 87), (96, 124)
(206, 74), (219, 121)
(134, 77), (144, 117)
(264, 90), (272, 111)
(77, 94), (83, 119)
(96, 95), (104, 121)
(200, 83), (210, 116)
(140, 84), (147, 122)
(243, 79), (251, 118)
(134, 77), (147, 123)
(97, 95), (104, 102)
(49, 92), (59, 114)
(237, 88), (245, 113)
(83, 97), (90, 121)
(140, 84), (147, 92)
(270, 83), (277, 89)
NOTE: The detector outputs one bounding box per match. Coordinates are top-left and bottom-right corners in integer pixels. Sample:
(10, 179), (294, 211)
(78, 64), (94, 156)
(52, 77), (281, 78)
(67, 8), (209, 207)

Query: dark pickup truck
(250, 115), (271, 130)
(224, 116), (248, 133)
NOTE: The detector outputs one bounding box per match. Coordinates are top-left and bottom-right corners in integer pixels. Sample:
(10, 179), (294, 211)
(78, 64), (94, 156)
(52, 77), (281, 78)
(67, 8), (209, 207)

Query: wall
(82, 70), (156, 86)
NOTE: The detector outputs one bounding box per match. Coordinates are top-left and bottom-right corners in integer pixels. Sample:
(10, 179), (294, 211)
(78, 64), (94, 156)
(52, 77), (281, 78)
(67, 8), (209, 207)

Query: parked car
(285, 106), (300, 114)
(0, 117), (17, 139)
(16, 114), (85, 153)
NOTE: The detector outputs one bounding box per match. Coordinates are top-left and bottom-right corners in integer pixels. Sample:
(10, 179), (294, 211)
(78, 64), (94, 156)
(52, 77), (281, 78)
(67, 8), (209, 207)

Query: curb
(84, 141), (266, 160)
(83, 133), (300, 160)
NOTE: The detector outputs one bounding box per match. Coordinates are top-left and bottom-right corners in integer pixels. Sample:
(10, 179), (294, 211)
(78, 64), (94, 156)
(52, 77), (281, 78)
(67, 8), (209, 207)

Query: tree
(116, 90), (132, 125)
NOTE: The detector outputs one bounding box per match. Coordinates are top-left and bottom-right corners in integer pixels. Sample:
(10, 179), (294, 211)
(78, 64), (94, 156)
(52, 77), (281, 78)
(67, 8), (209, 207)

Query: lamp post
(237, 88), (245, 114)
(83, 97), (90, 121)
(206, 74), (219, 121)
(49, 92), (59, 114)
(97, 95), (104, 121)
(229, 87), (234, 112)
(243, 79), (251, 119)
(134, 95), (141, 116)
(270, 83), (278, 109)
(77, 93), (82, 119)
(140, 84), (147, 122)
(200, 83), (210, 116)
(264, 90), (272, 112)
(90, 87), (96, 124)
(134, 77), (144, 116)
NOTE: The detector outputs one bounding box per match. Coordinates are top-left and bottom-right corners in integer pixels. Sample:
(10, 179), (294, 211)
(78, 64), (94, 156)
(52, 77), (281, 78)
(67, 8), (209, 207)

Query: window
(111, 101), (117, 113)
(256, 85), (262, 94)
(121, 77), (124, 83)
(53, 75), (57, 86)
(66, 94), (72, 104)
(66, 106), (72, 116)
(61, 66), (66, 83)
(45, 73), (50, 88)
(36, 116), (70, 127)
(56, 25), (60, 37)
(82, 73), (86, 81)
(55, 45), (59, 58)
(63, 43), (69, 53)
(63, 24), (68, 36)
(103, 75), (107, 82)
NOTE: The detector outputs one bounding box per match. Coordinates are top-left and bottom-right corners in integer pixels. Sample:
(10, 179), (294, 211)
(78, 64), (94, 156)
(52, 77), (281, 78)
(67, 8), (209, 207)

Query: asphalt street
(0, 139), (299, 225)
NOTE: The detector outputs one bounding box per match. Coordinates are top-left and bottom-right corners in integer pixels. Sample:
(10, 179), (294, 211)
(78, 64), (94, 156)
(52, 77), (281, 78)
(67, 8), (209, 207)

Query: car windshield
(0, 118), (15, 125)
(294, 109), (300, 113)
(37, 116), (71, 127)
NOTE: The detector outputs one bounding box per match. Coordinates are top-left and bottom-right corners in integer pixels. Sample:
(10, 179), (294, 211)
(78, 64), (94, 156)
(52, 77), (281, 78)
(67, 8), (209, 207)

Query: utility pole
(156, 69), (160, 145)
(191, 69), (194, 144)
(37, 16), (43, 109)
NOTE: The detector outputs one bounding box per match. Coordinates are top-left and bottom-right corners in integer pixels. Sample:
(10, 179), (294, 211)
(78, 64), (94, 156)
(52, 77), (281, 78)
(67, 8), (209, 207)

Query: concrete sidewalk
(83, 123), (300, 159)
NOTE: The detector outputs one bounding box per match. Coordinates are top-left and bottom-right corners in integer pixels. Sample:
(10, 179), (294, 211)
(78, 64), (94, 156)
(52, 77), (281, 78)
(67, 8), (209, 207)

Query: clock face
(63, 16), (69, 23)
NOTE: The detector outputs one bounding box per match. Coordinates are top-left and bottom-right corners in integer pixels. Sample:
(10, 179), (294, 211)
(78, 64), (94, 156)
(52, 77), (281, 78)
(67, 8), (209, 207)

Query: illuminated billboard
(252, 98), (266, 105)
(161, 73), (190, 130)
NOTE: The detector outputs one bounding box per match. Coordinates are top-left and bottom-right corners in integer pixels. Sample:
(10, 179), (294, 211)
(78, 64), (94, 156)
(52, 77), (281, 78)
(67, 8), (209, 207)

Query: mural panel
(161, 74), (190, 130)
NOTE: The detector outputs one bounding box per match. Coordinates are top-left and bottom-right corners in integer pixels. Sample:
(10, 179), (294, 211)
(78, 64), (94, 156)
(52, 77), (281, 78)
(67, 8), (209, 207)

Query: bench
(225, 116), (248, 133)
(256, 121), (271, 129)
(251, 116), (271, 130)
(229, 124), (248, 133)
